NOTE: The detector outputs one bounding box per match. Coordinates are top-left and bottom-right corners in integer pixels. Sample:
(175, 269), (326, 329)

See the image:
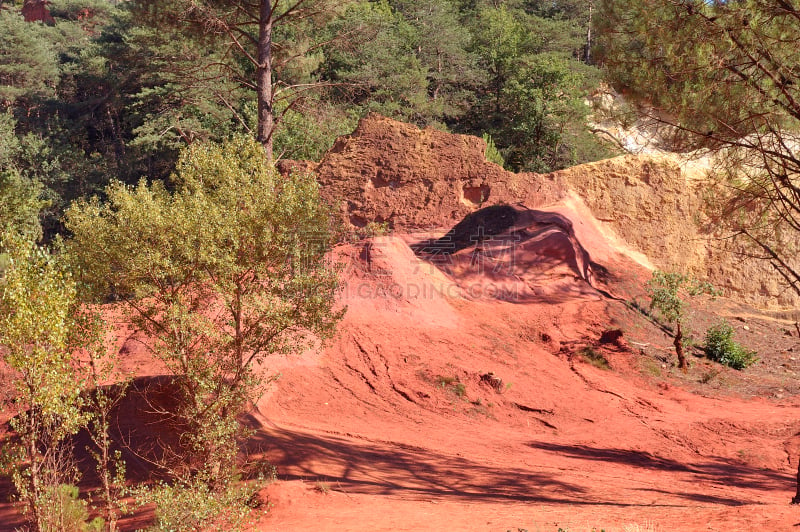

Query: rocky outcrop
(22, 0), (55, 24)
(314, 114), (564, 229)
(551, 155), (707, 278)
(306, 114), (797, 309)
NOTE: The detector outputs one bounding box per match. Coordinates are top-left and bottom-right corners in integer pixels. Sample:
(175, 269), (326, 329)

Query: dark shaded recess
(411, 204), (520, 255)
(599, 329), (624, 344)
(0, 376), (202, 496)
(462, 184), (491, 205)
(77, 377), (189, 485)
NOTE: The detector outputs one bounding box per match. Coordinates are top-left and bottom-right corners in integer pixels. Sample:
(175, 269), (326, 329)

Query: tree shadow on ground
(248, 423), (585, 504)
(248, 422), (760, 507)
(529, 441), (792, 505)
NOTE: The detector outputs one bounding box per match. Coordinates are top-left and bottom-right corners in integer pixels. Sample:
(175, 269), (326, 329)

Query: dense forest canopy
(0, 0), (606, 240)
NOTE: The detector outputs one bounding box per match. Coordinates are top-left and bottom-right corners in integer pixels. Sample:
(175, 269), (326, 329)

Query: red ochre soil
(4, 117), (800, 531)
(245, 207), (800, 532)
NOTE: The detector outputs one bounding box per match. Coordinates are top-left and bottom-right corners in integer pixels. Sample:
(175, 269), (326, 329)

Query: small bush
(136, 478), (262, 532)
(436, 375), (467, 398)
(578, 346), (610, 370)
(38, 484), (104, 532)
(704, 321), (758, 370)
(482, 133), (506, 168)
(699, 368), (721, 384)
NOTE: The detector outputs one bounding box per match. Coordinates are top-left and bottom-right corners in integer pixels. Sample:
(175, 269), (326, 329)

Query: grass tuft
(578, 346), (610, 370)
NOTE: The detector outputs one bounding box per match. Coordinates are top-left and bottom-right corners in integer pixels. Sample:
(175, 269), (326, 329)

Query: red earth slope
(252, 203), (800, 531)
(260, 116), (800, 530)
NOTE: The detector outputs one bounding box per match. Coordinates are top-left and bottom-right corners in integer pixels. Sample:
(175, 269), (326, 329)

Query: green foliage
(0, 109), (47, 243)
(36, 484), (104, 532)
(0, 0), (607, 243)
(354, 221), (391, 241)
(136, 478), (261, 532)
(482, 133), (505, 167)
(704, 321), (758, 370)
(595, 0), (800, 298)
(390, 0), (484, 122)
(465, 4), (603, 172)
(646, 271), (716, 326)
(0, 235), (85, 429)
(595, 0), (785, 145)
(0, 169), (46, 243)
(578, 346), (610, 370)
(0, 1), (133, 234)
(113, 7), (248, 153)
(0, 10), (60, 108)
(437, 375), (466, 398)
(66, 136), (343, 487)
(324, 0), (429, 121)
(271, 98), (358, 161)
(0, 234), (94, 530)
(647, 270), (716, 369)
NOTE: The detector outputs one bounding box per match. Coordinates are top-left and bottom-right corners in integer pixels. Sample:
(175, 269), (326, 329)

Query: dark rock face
(22, 0), (55, 24)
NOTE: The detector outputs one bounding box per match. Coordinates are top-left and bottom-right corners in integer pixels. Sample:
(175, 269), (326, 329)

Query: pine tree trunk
(257, 0), (274, 162)
(585, 3), (593, 64)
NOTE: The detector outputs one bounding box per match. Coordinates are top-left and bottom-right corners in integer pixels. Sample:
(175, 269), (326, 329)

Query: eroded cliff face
(313, 114), (541, 228)
(302, 114), (796, 309)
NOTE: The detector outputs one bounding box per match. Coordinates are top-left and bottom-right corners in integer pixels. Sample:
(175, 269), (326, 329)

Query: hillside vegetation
(0, 0), (608, 240)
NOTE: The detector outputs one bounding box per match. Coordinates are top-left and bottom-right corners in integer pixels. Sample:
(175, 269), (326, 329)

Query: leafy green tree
(1, 1), (128, 236)
(66, 137), (342, 493)
(0, 9), (59, 110)
(0, 115), (45, 241)
(0, 170), (45, 243)
(646, 271), (716, 371)
(272, 96), (358, 161)
(322, 0), (429, 123)
(0, 234), (90, 531)
(389, 0), (484, 125)
(517, 0), (596, 60)
(100, 3), (246, 153)
(0, 113), (46, 245)
(498, 54), (588, 171)
(122, 0), (346, 161)
(470, 5), (538, 114)
(465, 4), (604, 171)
